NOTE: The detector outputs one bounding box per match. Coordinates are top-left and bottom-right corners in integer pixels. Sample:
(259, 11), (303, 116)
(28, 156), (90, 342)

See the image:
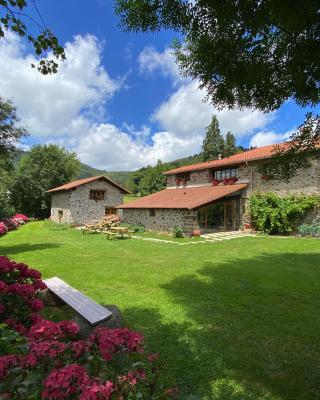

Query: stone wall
(50, 179), (124, 225)
(50, 192), (72, 223)
(167, 169), (211, 187)
(122, 208), (199, 233)
(238, 157), (320, 195)
(167, 158), (320, 194)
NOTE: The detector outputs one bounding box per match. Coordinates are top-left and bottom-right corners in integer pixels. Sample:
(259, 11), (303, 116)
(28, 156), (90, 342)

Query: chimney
(218, 154), (222, 160)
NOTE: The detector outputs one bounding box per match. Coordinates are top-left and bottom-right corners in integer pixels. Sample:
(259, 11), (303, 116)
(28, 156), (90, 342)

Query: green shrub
(172, 226), (184, 238)
(43, 220), (70, 230)
(122, 224), (145, 233)
(250, 192), (320, 234)
(298, 223), (320, 238)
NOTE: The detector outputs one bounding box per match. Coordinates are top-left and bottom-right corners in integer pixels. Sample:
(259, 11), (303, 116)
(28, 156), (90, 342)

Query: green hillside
(12, 149), (204, 192)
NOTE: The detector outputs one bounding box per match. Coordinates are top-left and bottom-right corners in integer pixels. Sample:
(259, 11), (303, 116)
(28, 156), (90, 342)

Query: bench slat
(44, 277), (112, 325)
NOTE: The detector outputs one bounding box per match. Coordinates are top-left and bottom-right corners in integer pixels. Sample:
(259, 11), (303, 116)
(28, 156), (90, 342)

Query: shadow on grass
(124, 252), (320, 400)
(0, 243), (61, 255)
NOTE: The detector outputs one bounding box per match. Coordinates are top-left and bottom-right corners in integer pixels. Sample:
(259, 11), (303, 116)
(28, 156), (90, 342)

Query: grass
(1, 222), (320, 400)
(133, 230), (204, 242)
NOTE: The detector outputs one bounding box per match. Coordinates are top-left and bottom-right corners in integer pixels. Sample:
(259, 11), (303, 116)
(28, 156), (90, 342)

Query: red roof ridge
(163, 142), (289, 175)
(47, 175), (130, 194)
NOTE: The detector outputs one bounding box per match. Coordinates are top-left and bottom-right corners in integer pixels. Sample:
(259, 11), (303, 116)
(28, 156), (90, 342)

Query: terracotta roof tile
(117, 183), (247, 210)
(47, 175), (130, 194)
(164, 142), (289, 175)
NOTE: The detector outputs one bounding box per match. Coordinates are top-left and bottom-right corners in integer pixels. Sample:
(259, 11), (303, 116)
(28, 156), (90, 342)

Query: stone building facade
(122, 208), (198, 232)
(119, 144), (320, 233)
(49, 176), (129, 225)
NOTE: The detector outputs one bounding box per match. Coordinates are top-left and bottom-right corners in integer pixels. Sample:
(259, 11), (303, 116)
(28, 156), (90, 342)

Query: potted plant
(212, 179), (220, 186)
(228, 177), (238, 184)
(192, 228), (201, 237)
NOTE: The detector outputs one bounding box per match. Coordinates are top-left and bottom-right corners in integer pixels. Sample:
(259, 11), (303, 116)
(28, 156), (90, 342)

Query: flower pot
(192, 228), (201, 237)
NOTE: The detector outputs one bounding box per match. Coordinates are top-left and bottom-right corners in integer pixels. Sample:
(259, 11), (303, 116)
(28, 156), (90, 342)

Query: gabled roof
(117, 183), (247, 210)
(47, 175), (130, 194)
(164, 142), (289, 175)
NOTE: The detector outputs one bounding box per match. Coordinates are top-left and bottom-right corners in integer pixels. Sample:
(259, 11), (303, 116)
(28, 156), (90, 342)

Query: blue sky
(0, 0), (318, 170)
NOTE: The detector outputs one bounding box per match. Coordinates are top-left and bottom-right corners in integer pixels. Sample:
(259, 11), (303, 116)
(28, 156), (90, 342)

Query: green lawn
(1, 222), (320, 400)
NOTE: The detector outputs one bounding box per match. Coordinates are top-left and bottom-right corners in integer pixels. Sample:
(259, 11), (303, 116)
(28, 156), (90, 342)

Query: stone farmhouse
(118, 143), (320, 233)
(48, 175), (130, 225)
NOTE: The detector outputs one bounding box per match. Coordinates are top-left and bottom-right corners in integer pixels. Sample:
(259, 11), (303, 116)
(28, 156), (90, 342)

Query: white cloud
(0, 34), (287, 171)
(0, 32), (120, 137)
(139, 47), (275, 140)
(249, 130), (292, 147)
(138, 46), (183, 85)
(153, 81), (274, 139)
(75, 124), (200, 171)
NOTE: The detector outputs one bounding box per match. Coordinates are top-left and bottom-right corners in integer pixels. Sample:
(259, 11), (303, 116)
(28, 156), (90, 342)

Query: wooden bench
(44, 277), (112, 325)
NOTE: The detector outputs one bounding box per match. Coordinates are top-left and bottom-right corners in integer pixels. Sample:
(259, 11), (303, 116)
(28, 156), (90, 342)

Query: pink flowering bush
(12, 214), (29, 223)
(0, 213), (29, 238)
(0, 223), (8, 236)
(0, 256), (46, 333)
(0, 257), (180, 400)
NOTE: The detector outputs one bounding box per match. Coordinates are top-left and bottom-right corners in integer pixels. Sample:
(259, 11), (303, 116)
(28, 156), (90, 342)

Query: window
(105, 207), (116, 215)
(150, 209), (156, 217)
(89, 190), (105, 201)
(176, 172), (190, 183)
(214, 168), (238, 180)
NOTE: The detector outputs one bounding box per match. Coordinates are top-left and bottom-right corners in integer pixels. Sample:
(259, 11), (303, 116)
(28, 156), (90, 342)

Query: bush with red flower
(12, 214), (29, 223)
(0, 257), (182, 400)
(0, 214), (29, 238)
(0, 223), (8, 236)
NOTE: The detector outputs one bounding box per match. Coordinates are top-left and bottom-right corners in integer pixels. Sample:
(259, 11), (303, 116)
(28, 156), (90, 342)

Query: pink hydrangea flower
(0, 222), (8, 236)
(71, 340), (88, 358)
(29, 320), (63, 341)
(42, 364), (90, 399)
(80, 380), (114, 400)
(24, 340), (67, 366)
(9, 283), (35, 299)
(33, 280), (47, 291)
(0, 257), (15, 274)
(89, 328), (144, 361)
(58, 320), (79, 338)
(26, 268), (41, 280)
(28, 298), (44, 312)
(0, 355), (16, 380)
(12, 214), (29, 222)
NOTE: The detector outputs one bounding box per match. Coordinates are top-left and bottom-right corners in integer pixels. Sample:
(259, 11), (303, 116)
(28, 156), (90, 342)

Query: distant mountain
(61, 153), (205, 189)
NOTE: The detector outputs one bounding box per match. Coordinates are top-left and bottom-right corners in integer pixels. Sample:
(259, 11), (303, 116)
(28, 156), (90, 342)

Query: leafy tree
(0, 0), (65, 74)
(11, 144), (80, 217)
(0, 97), (28, 217)
(223, 132), (238, 158)
(260, 113), (320, 181)
(0, 97), (27, 155)
(115, 0), (320, 111)
(139, 160), (167, 195)
(202, 115), (224, 161)
(0, 155), (15, 218)
(115, 0), (320, 175)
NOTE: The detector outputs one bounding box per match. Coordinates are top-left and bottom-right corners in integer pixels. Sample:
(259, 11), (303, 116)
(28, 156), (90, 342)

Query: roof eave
(163, 154), (274, 175)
